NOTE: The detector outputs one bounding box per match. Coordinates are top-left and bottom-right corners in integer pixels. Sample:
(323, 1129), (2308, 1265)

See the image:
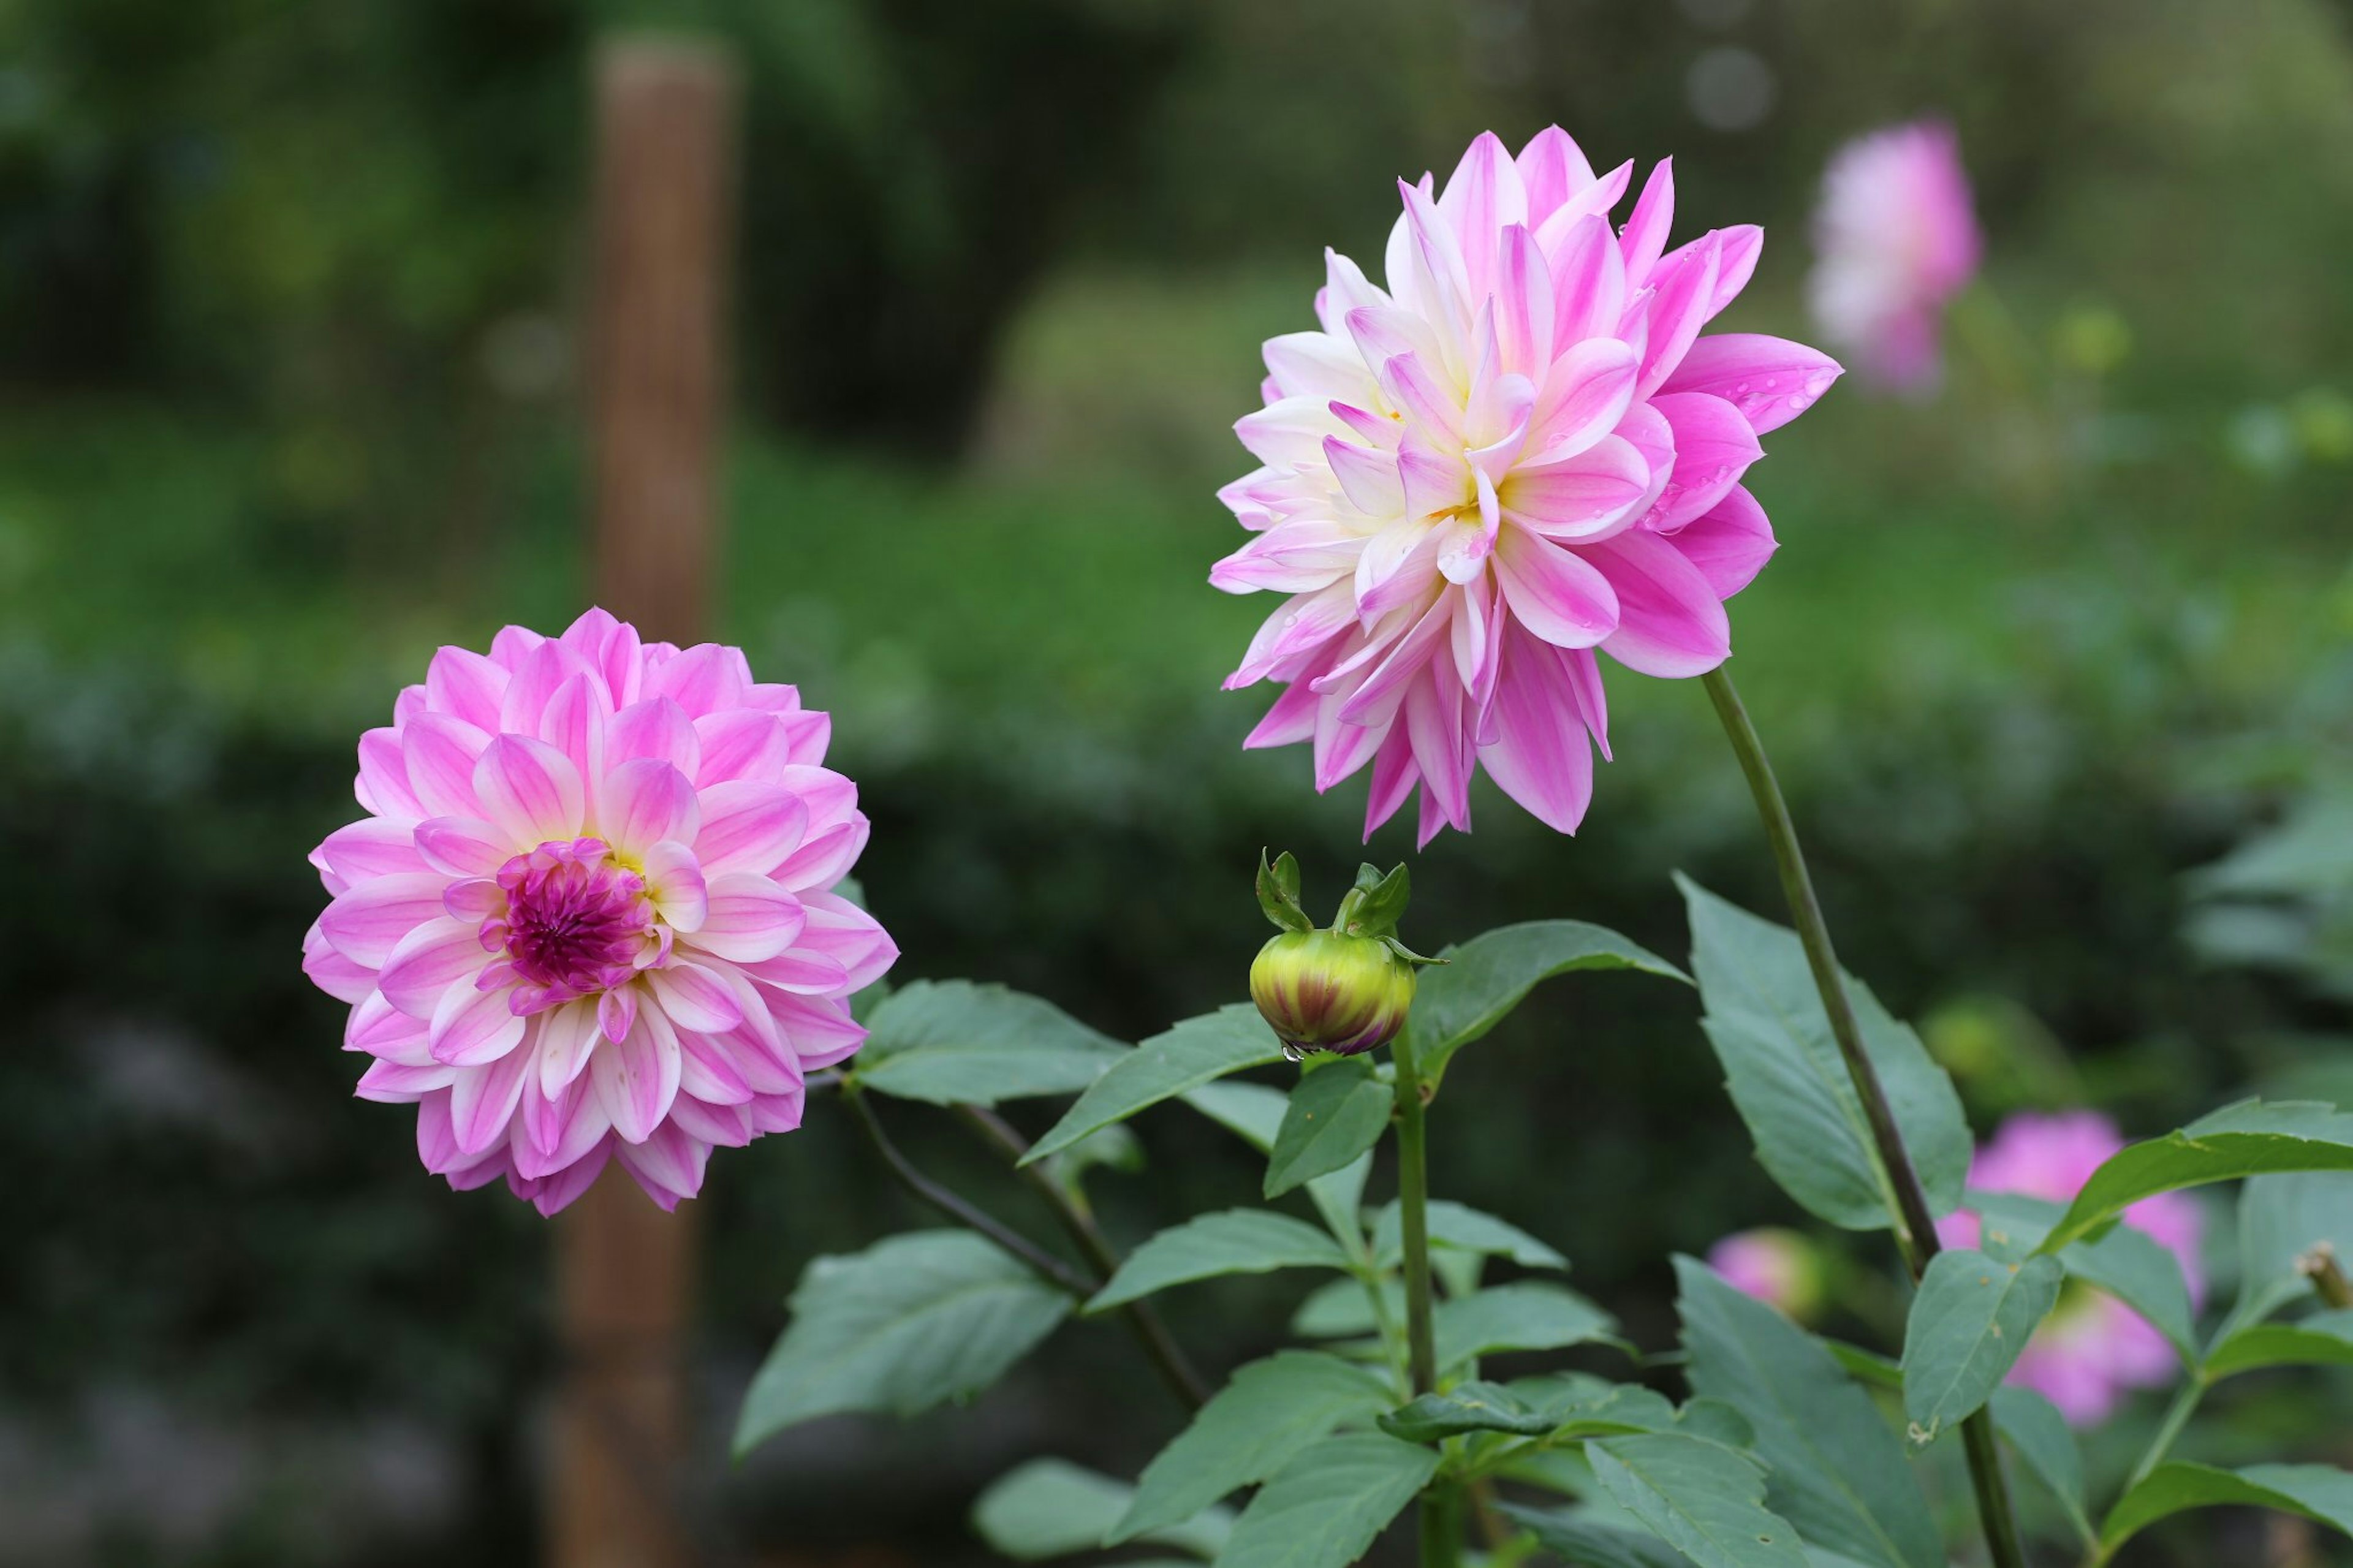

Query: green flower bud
(1250, 928), (1418, 1059)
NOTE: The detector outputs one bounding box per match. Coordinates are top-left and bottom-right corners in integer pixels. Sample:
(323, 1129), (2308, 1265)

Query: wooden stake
(552, 36), (738, 1568)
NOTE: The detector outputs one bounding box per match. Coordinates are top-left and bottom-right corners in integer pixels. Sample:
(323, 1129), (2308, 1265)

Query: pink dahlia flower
(1936, 1111), (2204, 1426)
(1214, 128), (1841, 843)
(1707, 1227), (1827, 1322)
(1806, 120), (1980, 393)
(301, 608), (896, 1216)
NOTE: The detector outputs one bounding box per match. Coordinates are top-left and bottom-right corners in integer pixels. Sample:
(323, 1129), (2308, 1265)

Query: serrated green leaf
(1214, 1433), (1439, 1568)
(2235, 1171), (2353, 1326)
(1990, 1387), (2093, 1548)
(1111, 1350), (1393, 1544)
(1509, 1374), (1682, 1437)
(1086, 1210), (1349, 1312)
(1406, 920), (1689, 1081)
(2205, 1308), (2353, 1379)
(1501, 1507), (1689, 1568)
(1679, 877), (1969, 1235)
(1678, 1398), (1757, 1450)
(1589, 1434), (1810, 1568)
(855, 979), (1124, 1105)
(1434, 1282), (1617, 1369)
(1265, 1058), (1392, 1198)
(2101, 1462), (2353, 1553)
(1027, 1005), (1284, 1162)
(1900, 1249), (2064, 1445)
(734, 1232), (1069, 1454)
(2036, 1100), (2353, 1255)
(1042, 1122), (1143, 1203)
(1179, 1080), (1371, 1250)
(972, 1459), (1230, 1561)
(1673, 1257), (1944, 1568)
(1371, 1199), (1568, 1271)
(1821, 1339), (1902, 1390)
(1380, 1381), (1555, 1442)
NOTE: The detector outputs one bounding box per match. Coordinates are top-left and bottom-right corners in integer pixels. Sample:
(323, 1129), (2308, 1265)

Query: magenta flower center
(485, 838), (657, 1005)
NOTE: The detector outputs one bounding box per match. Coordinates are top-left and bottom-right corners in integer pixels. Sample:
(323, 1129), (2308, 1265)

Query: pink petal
(536, 999), (602, 1097)
(346, 988), (433, 1062)
(309, 818), (427, 893)
(1362, 725), (1421, 839)
(415, 816), (513, 878)
(1500, 436), (1651, 541)
(1436, 131), (1526, 299)
(643, 839), (708, 932)
(1636, 233), (1722, 400)
(431, 977), (528, 1067)
(613, 1121), (708, 1206)
(689, 873), (807, 964)
(1619, 159), (1675, 285)
(1658, 333), (1844, 435)
(1708, 225), (1762, 318)
(320, 873), (453, 968)
(740, 948), (852, 996)
(1516, 126), (1597, 228)
(356, 727), (423, 820)
(1210, 516), (1366, 595)
(1227, 580), (1357, 688)
(794, 890), (899, 992)
(1647, 392), (1764, 531)
(598, 757), (700, 858)
(646, 643), (751, 717)
(1494, 224), (1554, 381)
(1477, 623), (1597, 835)
(1325, 436), (1405, 517)
(449, 1039), (535, 1156)
(1403, 669), (1473, 835)
(648, 961), (746, 1034)
(767, 992), (867, 1070)
(1262, 331), (1379, 404)
(425, 646), (508, 732)
(474, 735), (586, 849)
(1243, 680), (1321, 749)
(303, 920), (377, 1004)
(1525, 338), (1640, 463)
(1236, 395), (1347, 469)
(771, 816), (868, 895)
(1377, 352), (1464, 447)
(693, 781), (810, 879)
(514, 1070), (612, 1176)
(1493, 527), (1621, 649)
(607, 697), (702, 778)
(536, 671), (611, 789)
(518, 1142), (612, 1217)
(356, 1058), (455, 1103)
(678, 1032), (755, 1107)
(1545, 213), (1628, 354)
(593, 1004), (683, 1143)
(694, 710), (790, 787)
(379, 917), (489, 1018)
(403, 714), (490, 820)
(1587, 530), (1733, 678)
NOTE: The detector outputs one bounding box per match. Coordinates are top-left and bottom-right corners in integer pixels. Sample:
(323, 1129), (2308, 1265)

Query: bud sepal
(1246, 854), (1440, 1060)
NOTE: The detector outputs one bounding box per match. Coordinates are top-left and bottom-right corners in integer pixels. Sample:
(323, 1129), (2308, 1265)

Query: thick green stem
(1703, 667), (2028, 1568)
(1392, 1028), (1454, 1567)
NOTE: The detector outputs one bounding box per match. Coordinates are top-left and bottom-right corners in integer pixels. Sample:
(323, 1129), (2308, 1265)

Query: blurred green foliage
(5, 0), (2353, 1562)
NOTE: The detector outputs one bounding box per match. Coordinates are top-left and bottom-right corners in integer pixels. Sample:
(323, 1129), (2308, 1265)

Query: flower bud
(1250, 928), (1417, 1059)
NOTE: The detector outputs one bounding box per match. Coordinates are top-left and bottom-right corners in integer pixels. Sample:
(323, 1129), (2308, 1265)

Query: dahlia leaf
(2100, 1463), (2353, 1555)
(1989, 1387), (2094, 1548)
(1587, 1433), (1811, 1568)
(2203, 1309), (2353, 1381)
(2033, 1100), (2353, 1256)
(1182, 1080), (1372, 1250)
(1433, 1281), (1618, 1370)
(1674, 1257), (1945, 1568)
(733, 1230), (1069, 1455)
(1369, 1199), (1567, 1271)
(2234, 1171), (2353, 1327)
(1897, 1248), (2064, 1446)
(1110, 1350), (1393, 1544)
(855, 979), (1124, 1106)
(1213, 1433), (1438, 1568)
(1264, 1058), (1392, 1198)
(974, 1458), (1230, 1562)
(1086, 1210), (1349, 1312)
(1678, 876), (1971, 1234)
(1025, 1004), (1285, 1164)
(1379, 1381), (1556, 1442)
(1404, 918), (1688, 1084)
(1495, 1510), (1689, 1568)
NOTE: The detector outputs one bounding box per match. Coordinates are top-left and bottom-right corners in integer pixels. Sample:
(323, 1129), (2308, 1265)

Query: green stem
(953, 1104), (1211, 1412)
(1703, 667), (2029, 1568)
(1392, 1026), (1454, 1567)
(2124, 1377), (2206, 1494)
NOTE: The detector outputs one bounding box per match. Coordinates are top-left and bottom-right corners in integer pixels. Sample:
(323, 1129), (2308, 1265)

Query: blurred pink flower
(301, 608), (896, 1215)
(1215, 129), (1841, 844)
(1708, 1227), (1827, 1321)
(1937, 1110), (2203, 1426)
(1806, 120), (1981, 392)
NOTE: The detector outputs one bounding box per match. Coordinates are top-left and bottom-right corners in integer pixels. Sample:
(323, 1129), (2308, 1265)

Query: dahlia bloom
(1937, 1111), (2204, 1426)
(1806, 120), (1980, 392)
(301, 608), (896, 1215)
(1707, 1227), (1827, 1322)
(1214, 128), (1841, 843)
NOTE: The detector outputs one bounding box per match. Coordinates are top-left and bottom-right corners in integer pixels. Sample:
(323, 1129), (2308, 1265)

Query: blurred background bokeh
(6, 0), (2353, 1562)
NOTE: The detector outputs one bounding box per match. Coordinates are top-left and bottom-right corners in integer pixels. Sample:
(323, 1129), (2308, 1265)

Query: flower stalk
(1702, 667), (2028, 1568)
(1390, 1022), (1455, 1567)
